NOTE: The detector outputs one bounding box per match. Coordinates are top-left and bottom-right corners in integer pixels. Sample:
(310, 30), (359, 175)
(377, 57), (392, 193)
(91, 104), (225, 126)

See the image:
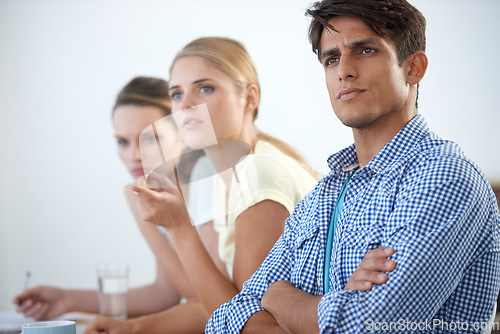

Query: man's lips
(337, 87), (366, 101)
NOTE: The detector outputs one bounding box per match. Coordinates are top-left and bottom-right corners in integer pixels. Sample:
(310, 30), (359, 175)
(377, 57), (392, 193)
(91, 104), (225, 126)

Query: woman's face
(168, 56), (248, 149)
(113, 105), (183, 180)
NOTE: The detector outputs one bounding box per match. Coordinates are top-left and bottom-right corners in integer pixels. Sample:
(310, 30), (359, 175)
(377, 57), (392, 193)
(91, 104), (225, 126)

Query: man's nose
(338, 55), (358, 82)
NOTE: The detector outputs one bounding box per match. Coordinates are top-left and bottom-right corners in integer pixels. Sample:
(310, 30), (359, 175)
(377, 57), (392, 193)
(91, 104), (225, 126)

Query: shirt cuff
(206, 293), (264, 333)
(317, 289), (356, 333)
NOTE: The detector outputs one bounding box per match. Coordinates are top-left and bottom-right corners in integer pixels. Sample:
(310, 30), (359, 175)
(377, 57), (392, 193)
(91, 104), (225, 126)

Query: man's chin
(338, 117), (372, 129)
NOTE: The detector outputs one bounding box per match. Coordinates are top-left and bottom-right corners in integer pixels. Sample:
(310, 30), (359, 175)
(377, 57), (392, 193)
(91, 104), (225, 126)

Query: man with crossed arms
(206, 0), (500, 332)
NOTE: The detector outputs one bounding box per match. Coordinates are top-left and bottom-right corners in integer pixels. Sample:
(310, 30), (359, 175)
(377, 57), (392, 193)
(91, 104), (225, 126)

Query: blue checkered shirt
(206, 115), (500, 333)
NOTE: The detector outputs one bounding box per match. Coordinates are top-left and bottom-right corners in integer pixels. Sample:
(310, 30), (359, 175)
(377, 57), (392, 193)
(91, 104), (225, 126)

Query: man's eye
(326, 57), (339, 66)
(361, 48), (376, 54)
(117, 139), (128, 146)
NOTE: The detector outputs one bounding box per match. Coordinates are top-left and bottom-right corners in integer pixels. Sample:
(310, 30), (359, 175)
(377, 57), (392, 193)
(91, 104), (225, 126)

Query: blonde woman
(83, 38), (318, 334)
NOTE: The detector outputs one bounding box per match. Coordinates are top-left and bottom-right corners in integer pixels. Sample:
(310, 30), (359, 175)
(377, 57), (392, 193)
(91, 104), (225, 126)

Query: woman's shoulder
(251, 141), (316, 181)
(232, 141), (317, 196)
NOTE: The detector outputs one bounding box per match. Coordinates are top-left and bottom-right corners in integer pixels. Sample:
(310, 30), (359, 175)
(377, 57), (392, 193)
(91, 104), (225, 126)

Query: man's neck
(353, 112), (417, 168)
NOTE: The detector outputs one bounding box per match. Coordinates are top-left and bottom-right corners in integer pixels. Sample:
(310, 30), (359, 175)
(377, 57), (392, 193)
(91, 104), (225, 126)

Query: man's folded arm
(205, 230), (296, 333)
(317, 159), (499, 333)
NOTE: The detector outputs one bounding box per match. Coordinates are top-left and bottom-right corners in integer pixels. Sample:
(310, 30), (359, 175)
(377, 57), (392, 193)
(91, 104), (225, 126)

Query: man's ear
(407, 50), (428, 85)
(244, 84), (259, 114)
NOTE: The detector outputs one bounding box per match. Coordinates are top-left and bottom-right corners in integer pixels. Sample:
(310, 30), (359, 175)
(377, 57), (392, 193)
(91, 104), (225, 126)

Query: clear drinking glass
(96, 263), (129, 320)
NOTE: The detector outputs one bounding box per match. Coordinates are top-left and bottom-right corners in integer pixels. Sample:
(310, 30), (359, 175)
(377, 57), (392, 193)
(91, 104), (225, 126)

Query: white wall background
(1, 0), (499, 311)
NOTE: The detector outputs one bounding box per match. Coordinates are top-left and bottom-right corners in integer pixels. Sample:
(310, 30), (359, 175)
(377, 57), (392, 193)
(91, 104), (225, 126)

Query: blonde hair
(170, 37), (318, 178)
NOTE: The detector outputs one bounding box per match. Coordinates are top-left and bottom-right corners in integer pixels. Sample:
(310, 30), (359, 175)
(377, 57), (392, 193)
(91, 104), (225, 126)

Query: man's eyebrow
(320, 38), (379, 60)
(169, 78), (213, 91)
(347, 38), (379, 50)
(320, 47), (340, 61)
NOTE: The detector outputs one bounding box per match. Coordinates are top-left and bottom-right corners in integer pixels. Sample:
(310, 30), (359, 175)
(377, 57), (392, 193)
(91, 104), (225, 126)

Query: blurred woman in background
(14, 76), (217, 325)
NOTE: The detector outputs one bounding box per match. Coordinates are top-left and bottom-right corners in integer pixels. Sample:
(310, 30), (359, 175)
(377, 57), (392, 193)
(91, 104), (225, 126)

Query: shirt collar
(327, 144), (358, 176)
(327, 114), (430, 175)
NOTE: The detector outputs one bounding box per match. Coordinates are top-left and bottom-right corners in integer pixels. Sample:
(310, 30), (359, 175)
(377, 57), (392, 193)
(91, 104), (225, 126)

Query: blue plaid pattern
(206, 115), (500, 333)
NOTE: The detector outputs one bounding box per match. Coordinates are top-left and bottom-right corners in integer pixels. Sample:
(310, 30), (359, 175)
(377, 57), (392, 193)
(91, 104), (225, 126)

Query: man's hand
(253, 248), (395, 333)
(345, 247), (396, 291)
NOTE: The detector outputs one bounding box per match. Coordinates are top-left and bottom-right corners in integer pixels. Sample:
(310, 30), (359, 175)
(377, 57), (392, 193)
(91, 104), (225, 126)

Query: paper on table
(0, 310), (35, 331)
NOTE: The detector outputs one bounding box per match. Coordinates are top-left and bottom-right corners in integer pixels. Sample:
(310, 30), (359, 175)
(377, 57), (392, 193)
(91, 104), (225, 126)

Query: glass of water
(96, 263), (129, 320)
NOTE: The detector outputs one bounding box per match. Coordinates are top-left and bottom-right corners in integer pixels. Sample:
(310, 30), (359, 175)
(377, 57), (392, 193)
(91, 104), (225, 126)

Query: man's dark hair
(306, 0), (426, 66)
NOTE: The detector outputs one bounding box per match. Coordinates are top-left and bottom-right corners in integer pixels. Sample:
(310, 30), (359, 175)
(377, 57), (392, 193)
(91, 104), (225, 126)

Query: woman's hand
(13, 286), (70, 320)
(83, 316), (136, 334)
(128, 171), (192, 230)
